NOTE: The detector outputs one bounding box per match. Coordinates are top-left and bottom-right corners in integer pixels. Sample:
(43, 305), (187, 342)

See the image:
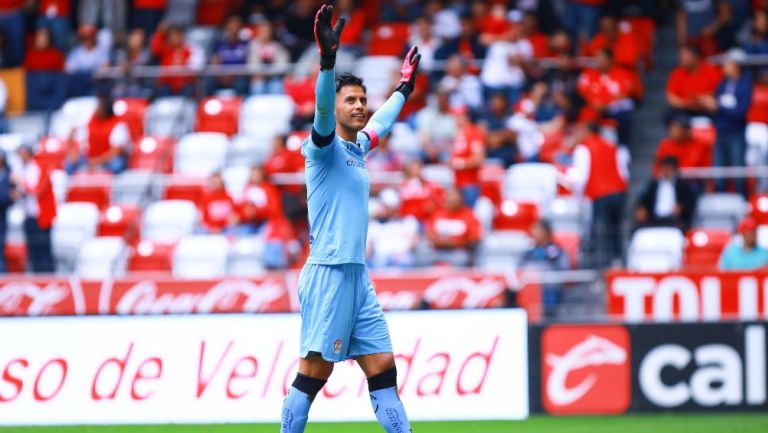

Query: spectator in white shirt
(635, 156), (697, 231)
(415, 86), (459, 164)
(367, 189), (420, 269)
(439, 54), (483, 113)
(65, 25), (110, 73)
(480, 25), (533, 104)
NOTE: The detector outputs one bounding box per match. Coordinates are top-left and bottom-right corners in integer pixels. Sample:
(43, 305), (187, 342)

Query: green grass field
(2, 414), (767, 433)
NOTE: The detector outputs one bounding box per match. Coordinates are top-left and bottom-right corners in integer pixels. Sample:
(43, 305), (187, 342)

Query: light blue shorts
(298, 263), (393, 362)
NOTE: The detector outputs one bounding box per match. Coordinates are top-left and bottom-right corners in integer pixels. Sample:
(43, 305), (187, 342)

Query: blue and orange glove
(395, 46), (421, 99)
(314, 4), (345, 71)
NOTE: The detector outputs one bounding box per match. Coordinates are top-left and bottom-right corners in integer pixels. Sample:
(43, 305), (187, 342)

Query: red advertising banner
(606, 271), (768, 322)
(0, 271), (516, 317)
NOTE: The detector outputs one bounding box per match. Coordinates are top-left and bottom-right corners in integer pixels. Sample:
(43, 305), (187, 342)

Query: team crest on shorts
(333, 338), (343, 354)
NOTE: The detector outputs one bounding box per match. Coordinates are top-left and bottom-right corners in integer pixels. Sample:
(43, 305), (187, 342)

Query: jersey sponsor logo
(346, 157), (366, 169)
(333, 338), (343, 354)
(542, 325), (631, 414)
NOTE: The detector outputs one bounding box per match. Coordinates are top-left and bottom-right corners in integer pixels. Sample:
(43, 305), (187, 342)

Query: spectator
(433, 14), (486, 74)
(450, 107), (485, 207)
(518, 220), (570, 318)
(151, 24), (199, 97)
(65, 25), (110, 74)
(65, 95), (130, 175)
(569, 122), (629, 268)
(262, 215), (300, 269)
(582, 15), (641, 71)
(545, 48), (584, 121)
(210, 15), (249, 94)
(577, 48), (636, 146)
(477, 92), (516, 167)
(0, 0), (24, 66)
(563, 0), (606, 50)
(16, 145), (56, 274)
(747, 69), (768, 186)
(655, 114), (711, 172)
(480, 24), (533, 104)
(282, 0), (316, 60)
(742, 9), (768, 56)
(399, 159), (444, 224)
(247, 19), (290, 95)
(239, 165), (283, 232)
(425, 0), (460, 40)
(0, 150), (15, 273)
(79, 0), (127, 42)
(415, 86), (458, 164)
(677, 0), (731, 55)
(284, 67), (316, 130)
(24, 27), (65, 72)
(635, 156), (697, 231)
(702, 48), (752, 196)
(507, 82), (566, 162)
(409, 15), (440, 73)
(666, 44), (723, 117)
(112, 28), (152, 97)
(439, 54), (483, 114)
(424, 187), (482, 267)
(718, 217), (768, 270)
(0, 76), (7, 134)
(132, 0), (166, 37)
(201, 172), (238, 234)
(37, 0), (71, 52)
(367, 189), (420, 269)
(521, 13), (550, 59)
(335, 0), (366, 53)
(263, 135), (305, 223)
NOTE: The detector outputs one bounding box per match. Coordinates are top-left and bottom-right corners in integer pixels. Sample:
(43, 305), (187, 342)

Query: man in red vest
(17, 145), (56, 273)
(569, 122), (629, 268)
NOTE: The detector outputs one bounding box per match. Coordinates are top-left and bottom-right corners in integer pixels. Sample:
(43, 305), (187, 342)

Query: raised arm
(312, 4), (345, 143)
(363, 46), (421, 151)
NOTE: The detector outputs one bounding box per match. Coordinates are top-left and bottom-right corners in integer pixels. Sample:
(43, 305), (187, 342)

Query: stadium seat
(353, 56), (400, 109)
(239, 95), (295, 139)
(49, 169), (68, 204)
(5, 203), (24, 243)
(389, 122), (420, 157)
(145, 97), (196, 138)
(173, 132), (229, 176)
(36, 137), (69, 170)
(549, 196), (591, 233)
(75, 237), (128, 279)
(172, 235), (230, 279)
(51, 201), (100, 272)
(421, 164), (455, 187)
(693, 193), (748, 230)
(226, 134), (273, 168)
(195, 96), (241, 136)
(684, 228), (731, 268)
(503, 163), (559, 208)
(97, 204), (142, 243)
(163, 174), (207, 208)
(128, 136), (175, 173)
(113, 98), (148, 139)
(480, 164), (505, 206)
(111, 170), (161, 205)
(141, 200), (199, 243)
(48, 96), (98, 138)
(477, 230), (534, 273)
(473, 195), (496, 236)
(493, 200), (539, 231)
(127, 240), (175, 273)
(367, 23), (410, 56)
(750, 194), (768, 225)
(7, 113), (48, 141)
(227, 235), (266, 276)
(627, 227), (685, 272)
(65, 173), (112, 210)
(222, 166), (251, 200)
(4, 241), (26, 273)
(185, 26), (218, 55)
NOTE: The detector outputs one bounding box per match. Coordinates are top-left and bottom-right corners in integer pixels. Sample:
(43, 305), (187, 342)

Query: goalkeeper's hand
(395, 46), (421, 99)
(314, 4), (345, 70)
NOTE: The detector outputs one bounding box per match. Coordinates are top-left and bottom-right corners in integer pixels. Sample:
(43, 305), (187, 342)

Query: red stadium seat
(684, 228), (732, 268)
(367, 23), (410, 56)
(493, 200), (539, 231)
(128, 136), (175, 173)
(163, 175), (207, 209)
(480, 165), (504, 206)
(553, 231), (581, 267)
(127, 240), (175, 273)
(195, 97), (242, 136)
(97, 204), (142, 243)
(4, 242), (26, 273)
(65, 173), (112, 210)
(751, 194), (768, 224)
(36, 136), (68, 170)
(113, 97), (148, 140)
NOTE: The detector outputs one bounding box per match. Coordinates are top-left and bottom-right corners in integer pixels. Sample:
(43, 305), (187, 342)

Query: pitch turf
(2, 414), (767, 433)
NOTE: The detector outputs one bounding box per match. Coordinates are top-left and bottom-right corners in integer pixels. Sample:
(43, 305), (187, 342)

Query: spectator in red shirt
(151, 24), (198, 97)
(424, 186), (482, 267)
(201, 172), (238, 234)
(131, 0), (166, 37)
(0, 0), (25, 66)
(239, 165), (283, 232)
(666, 44), (723, 117)
(37, 0), (70, 52)
(655, 114), (711, 173)
(65, 95), (130, 175)
(24, 28), (64, 72)
(582, 16), (641, 71)
(284, 68), (316, 130)
(399, 159), (444, 224)
(16, 144), (56, 273)
(450, 107), (485, 207)
(263, 135), (306, 224)
(335, 0), (366, 53)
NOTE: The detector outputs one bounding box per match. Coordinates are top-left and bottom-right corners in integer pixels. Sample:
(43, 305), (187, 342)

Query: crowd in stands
(5, 1), (768, 316)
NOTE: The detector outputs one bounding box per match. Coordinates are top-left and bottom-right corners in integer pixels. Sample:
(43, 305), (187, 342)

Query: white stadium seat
(693, 193), (748, 230)
(146, 97), (197, 138)
(239, 95), (295, 139)
(421, 164), (454, 187)
(173, 132), (229, 176)
(549, 195), (592, 233)
(111, 170), (161, 205)
(227, 235), (267, 276)
(627, 227), (685, 272)
(222, 166), (251, 200)
(503, 163), (558, 209)
(389, 122), (420, 157)
(48, 96), (98, 138)
(7, 113), (48, 140)
(76, 237), (127, 279)
(173, 235), (230, 279)
(49, 169), (68, 204)
(353, 56), (400, 110)
(52, 202), (100, 272)
(6, 203), (25, 243)
(476, 230), (533, 273)
(226, 134), (273, 168)
(141, 200), (199, 243)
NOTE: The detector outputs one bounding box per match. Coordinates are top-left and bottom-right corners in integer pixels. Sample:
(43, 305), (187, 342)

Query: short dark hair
(660, 156), (679, 168)
(335, 72), (366, 93)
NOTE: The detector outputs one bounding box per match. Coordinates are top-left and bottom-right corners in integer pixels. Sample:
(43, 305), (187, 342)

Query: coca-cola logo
(0, 282), (76, 315)
(113, 279), (290, 314)
(423, 276), (506, 309)
(541, 325), (631, 415)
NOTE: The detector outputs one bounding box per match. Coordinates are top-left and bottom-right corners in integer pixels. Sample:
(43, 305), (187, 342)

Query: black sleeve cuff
(312, 128), (335, 148)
